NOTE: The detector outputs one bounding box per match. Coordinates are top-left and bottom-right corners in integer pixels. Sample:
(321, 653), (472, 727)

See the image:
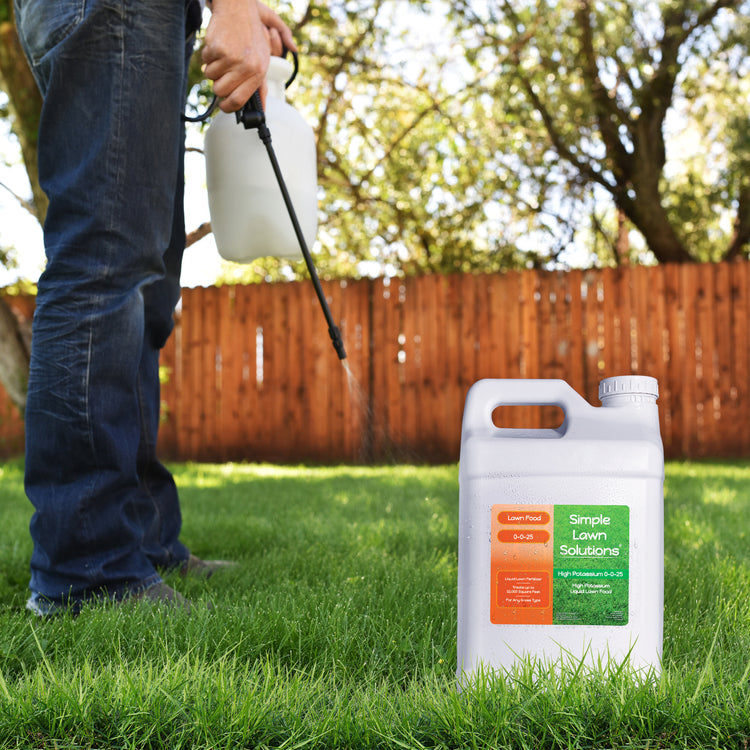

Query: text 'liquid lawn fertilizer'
(457, 377), (664, 679)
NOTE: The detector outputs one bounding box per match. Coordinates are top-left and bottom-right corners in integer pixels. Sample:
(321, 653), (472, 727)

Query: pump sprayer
(200, 54), (347, 360)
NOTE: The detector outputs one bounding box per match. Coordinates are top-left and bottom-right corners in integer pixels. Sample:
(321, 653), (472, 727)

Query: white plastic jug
(204, 56), (318, 263)
(457, 376), (664, 679)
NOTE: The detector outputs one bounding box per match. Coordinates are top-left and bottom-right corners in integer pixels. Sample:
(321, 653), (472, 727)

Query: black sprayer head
(329, 325), (347, 360)
(236, 92), (266, 131)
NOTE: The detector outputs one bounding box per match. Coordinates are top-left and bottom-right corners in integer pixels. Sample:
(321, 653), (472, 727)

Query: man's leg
(17, 0), (191, 610)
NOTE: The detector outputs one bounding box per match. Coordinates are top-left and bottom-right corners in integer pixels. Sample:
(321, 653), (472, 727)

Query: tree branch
(498, 0), (621, 197)
(0, 180), (37, 217)
(186, 222), (212, 248)
(575, 0), (634, 181)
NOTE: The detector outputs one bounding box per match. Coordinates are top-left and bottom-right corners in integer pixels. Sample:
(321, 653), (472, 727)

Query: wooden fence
(3, 261), (750, 462)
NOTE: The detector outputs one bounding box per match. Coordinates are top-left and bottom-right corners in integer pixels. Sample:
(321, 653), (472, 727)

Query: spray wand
(235, 92), (347, 361)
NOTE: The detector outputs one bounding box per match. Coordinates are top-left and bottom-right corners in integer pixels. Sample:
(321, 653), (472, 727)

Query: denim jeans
(14, 0), (201, 611)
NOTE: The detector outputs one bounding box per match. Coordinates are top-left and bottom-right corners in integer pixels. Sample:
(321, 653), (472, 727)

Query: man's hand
(257, 1), (296, 57)
(202, 0), (297, 113)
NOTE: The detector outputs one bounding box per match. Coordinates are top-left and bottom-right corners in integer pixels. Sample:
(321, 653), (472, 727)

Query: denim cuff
(26, 573), (163, 617)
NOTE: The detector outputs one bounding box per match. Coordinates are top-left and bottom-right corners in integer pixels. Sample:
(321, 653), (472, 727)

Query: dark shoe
(179, 554), (236, 580)
(127, 581), (192, 611)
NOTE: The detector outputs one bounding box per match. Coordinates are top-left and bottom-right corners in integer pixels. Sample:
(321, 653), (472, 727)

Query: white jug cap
(599, 375), (658, 404)
(268, 55), (294, 82)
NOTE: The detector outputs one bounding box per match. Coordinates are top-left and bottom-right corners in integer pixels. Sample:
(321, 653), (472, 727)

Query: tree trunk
(622, 193), (691, 263)
(613, 117), (693, 263)
(726, 177), (750, 259)
(0, 298), (30, 415)
(0, 9), (42, 414)
(615, 209), (629, 266)
(0, 16), (47, 223)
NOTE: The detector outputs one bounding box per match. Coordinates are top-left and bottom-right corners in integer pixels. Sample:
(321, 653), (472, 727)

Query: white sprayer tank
(204, 56), (318, 263)
(457, 377), (664, 679)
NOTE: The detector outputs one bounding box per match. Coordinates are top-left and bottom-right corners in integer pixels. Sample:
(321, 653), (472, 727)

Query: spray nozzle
(329, 326), (347, 361)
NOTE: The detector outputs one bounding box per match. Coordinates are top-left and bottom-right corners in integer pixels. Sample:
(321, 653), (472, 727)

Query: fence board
(217, 286), (238, 456)
(648, 265), (670, 448)
(241, 282), (260, 458)
(264, 280), (286, 459)
(519, 270), (539, 427)
(418, 274), (443, 459)
(731, 263), (750, 452)
(475, 274), (497, 380)
(158, 315), (178, 458)
(538, 271), (560, 426)
(505, 272), (524, 381)
(582, 271), (603, 404)
(401, 275), (420, 457)
(600, 268), (618, 380)
(695, 266), (714, 455)
(447, 275), (466, 452)
(339, 278), (370, 461)
(632, 265), (650, 375)
(561, 272), (579, 375)
(682, 266), (700, 455)
(423, 275), (441, 455)
(369, 278), (399, 458)
(443, 275), (463, 457)
(180, 287), (202, 459)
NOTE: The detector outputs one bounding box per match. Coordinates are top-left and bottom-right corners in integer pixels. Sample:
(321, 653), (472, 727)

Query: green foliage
(450, 0), (750, 265)
(0, 278), (34, 296)
(215, 256), (310, 284)
(663, 51), (750, 261)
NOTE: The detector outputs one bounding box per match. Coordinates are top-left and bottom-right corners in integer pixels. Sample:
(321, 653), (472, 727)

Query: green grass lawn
(0, 459), (749, 748)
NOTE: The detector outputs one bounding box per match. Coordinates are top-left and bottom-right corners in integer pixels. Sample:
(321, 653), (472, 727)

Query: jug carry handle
(462, 379), (593, 434)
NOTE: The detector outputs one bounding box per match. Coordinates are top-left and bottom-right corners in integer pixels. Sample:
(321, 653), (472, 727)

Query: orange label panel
(491, 504), (554, 624)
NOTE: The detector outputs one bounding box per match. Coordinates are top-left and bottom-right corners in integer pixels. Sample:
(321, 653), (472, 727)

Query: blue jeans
(14, 0), (201, 611)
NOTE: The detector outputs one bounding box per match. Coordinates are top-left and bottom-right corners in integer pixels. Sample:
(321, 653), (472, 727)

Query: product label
(490, 504), (629, 626)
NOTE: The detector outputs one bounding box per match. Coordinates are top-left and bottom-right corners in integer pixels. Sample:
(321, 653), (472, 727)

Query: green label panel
(552, 505), (629, 626)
